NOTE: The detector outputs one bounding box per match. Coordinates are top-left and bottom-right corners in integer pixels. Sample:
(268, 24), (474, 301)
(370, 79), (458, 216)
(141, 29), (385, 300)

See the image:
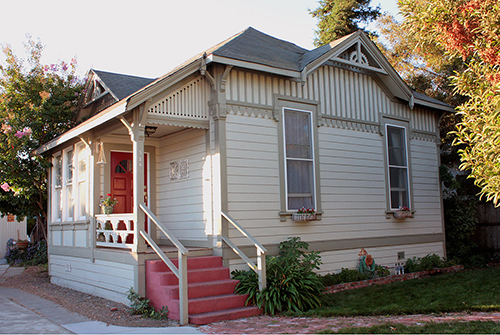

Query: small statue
(358, 248), (376, 278)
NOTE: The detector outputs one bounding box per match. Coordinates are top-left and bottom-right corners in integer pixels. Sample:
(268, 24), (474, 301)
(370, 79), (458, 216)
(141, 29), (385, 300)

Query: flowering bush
(100, 194), (118, 207)
(5, 241), (47, 266)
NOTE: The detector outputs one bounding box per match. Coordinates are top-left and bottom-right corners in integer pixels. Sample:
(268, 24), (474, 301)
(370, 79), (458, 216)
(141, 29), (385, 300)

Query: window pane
(284, 110), (312, 159)
(67, 150), (74, 183)
(55, 189), (62, 220)
(79, 182), (86, 218)
(287, 159), (314, 210)
(78, 146), (87, 179)
(67, 185), (74, 219)
(55, 156), (62, 187)
(389, 167), (409, 208)
(387, 126), (406, 167)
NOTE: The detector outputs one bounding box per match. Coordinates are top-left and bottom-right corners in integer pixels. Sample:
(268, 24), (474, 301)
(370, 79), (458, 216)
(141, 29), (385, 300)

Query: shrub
(233, 237), (325, 315)
(320, 265), (390, 286)
(5, 241), (47, 266)
(404, 254), (452, 273)
(126, 288), (168, 319)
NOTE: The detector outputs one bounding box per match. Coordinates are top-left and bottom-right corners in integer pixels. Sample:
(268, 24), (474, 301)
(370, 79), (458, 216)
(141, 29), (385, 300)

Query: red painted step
(145, 255), (260, 325)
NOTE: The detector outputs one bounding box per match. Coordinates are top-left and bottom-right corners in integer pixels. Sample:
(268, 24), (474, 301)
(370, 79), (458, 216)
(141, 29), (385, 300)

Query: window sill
(279, 211), (323, 222)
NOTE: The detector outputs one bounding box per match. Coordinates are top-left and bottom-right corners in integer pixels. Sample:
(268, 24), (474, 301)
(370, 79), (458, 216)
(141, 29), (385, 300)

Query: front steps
(145, 256), (260, 324)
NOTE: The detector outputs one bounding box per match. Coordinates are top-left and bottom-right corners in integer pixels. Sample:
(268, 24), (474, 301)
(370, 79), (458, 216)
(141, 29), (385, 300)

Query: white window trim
(62, 147), (75, 221)
(385, 123), (411, 211)
(52, 153), (63, 222)
(282, 107), (317, 212)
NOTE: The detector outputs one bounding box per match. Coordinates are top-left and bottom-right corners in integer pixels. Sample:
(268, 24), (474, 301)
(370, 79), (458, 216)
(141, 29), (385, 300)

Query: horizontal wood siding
(50, 255), (134, 304)
(225, 113), (280, 238)
(156, 129), (207, 243)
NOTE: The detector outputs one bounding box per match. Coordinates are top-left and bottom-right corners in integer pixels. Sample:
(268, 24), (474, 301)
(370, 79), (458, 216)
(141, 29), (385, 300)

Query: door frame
(110, 150), (150, 233)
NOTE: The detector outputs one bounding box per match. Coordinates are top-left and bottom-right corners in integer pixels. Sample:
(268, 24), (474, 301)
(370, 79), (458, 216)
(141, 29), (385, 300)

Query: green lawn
(318, 321), (500, 334)
(297, 267), (500, 317)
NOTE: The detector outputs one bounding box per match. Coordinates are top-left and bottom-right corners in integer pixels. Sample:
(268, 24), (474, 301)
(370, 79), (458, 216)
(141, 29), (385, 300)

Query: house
(35, 27), (453, 324)
(0, 214), (27, 259)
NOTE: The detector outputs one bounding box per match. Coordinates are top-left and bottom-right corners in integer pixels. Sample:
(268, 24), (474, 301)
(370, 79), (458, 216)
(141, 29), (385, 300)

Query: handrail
(221, 211), (267, 291)
(140, 204), (188, 254)
(222, 212), (267, 254)
(140, 204), (188, 326)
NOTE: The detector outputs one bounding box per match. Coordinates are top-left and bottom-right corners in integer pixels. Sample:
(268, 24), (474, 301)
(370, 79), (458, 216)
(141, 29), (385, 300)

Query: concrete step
(162, 279), (239, 300)
(146, 256), (223, 272)
(168, 293), (250, 318)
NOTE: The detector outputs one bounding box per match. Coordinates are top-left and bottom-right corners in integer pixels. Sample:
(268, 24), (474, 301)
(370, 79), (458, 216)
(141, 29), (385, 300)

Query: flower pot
(101, 206), (114, 214)
(16, 241), (29, 250)
(292, 213), (316, 222)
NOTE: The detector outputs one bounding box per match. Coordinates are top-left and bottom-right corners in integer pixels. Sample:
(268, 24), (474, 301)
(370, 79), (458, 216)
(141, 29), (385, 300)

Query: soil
(0, 265), (179, 328)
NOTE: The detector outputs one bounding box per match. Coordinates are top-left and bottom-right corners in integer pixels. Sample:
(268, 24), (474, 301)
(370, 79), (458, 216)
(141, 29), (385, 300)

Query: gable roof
(36, 27), (455, 155)
(91, 69), (156, 101)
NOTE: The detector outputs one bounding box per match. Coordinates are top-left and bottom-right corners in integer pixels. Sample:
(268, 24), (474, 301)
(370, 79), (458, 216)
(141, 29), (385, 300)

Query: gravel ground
(0, 265), (179, 328)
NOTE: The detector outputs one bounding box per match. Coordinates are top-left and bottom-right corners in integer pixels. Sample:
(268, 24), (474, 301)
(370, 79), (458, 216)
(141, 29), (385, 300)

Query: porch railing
(95, 214), (134, 249)
(139, 204), (189, 326)
(221, 212), (267, 291)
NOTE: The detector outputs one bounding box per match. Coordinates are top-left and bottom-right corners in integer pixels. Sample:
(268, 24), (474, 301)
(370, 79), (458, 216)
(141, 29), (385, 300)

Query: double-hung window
(386, 124), (410, 210)
(283, 108), (316, 211)
(53, 154), (63, 222)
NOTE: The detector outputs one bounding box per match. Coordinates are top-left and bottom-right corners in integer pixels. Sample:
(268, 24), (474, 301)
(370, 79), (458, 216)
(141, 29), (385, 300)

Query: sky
(0, 0), (400, 79)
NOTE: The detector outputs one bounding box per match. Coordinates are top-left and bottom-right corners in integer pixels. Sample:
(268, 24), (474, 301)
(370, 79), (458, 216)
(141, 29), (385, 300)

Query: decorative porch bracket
(221, 212), (267, 291)
(139, 204), (189, 326)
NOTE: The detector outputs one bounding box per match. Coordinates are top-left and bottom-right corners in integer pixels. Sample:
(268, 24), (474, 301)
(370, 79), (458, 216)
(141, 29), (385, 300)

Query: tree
(399, 0), (500, 205)
(0, 37), (83, 239)
(310, 0), (381, 47)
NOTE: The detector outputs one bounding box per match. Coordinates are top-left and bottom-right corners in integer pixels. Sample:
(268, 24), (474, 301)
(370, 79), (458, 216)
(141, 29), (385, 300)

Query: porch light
(96, 142), (106, 164)
(145, 126), (157, 137)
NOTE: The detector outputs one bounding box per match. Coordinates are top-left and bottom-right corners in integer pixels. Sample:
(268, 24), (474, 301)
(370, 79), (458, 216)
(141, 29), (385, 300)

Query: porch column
(131, 109), (147, 254)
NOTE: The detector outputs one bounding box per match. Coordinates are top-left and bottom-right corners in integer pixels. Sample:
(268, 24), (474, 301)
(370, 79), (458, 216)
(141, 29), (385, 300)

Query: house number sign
(169, 159), (189, 180)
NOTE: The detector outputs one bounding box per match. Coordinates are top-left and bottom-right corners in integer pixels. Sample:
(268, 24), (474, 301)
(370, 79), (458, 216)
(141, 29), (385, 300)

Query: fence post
(257, 249), (266, 291)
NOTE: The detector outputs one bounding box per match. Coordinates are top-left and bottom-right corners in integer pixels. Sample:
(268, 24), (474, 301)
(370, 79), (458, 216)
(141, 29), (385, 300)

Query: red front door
(111, 152), (148, 238)
(110, 152), (148, 214)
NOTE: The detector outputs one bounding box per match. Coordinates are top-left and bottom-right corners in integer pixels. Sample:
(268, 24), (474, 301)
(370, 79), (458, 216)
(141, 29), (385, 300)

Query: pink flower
(14, 131), (25, 138)
(1, 183), (10, 192)
(23, 127), (32, 136)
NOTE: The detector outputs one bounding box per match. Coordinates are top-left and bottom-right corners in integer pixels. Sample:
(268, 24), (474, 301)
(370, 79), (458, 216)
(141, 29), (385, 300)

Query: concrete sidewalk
(0, 263), (202, 334)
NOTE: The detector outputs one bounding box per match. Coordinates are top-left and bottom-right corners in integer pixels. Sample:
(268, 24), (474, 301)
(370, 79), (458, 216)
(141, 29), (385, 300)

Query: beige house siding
(50, 255), (134, 304)
(222, 64), (444, 274)
(156, 129), (208, 245)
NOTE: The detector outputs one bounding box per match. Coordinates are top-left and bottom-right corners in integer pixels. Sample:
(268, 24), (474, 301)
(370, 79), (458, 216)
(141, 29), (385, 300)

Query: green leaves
(0, 37), (83, 222)
(233, 237), (325, 315)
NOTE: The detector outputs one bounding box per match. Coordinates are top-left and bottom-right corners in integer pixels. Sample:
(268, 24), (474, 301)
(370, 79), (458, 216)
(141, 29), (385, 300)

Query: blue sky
(0, 0), (399, 79)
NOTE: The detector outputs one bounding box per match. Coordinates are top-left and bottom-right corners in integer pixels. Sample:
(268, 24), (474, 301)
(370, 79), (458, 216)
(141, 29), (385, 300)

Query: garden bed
(325, 265), (464, 294)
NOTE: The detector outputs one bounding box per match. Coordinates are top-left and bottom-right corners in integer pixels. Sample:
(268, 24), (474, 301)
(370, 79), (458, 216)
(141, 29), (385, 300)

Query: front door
(110, 152), (148, 231)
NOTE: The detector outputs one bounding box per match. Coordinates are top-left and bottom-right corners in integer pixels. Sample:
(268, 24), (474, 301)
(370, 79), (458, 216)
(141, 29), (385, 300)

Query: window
(52, 143), (88, 223)
(76, 144), (88, 220)
(53, 154), (63, 221)
(386, 124), (410, 210)
(283, 108), (316, 211)
(65, 149), (75, 220)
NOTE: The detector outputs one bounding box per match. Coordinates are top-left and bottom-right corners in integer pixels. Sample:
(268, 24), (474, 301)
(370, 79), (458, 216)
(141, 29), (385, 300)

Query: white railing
(139, 204), (189, 326)
(221, 212), (267, 291)
(95, 214), (134, 249)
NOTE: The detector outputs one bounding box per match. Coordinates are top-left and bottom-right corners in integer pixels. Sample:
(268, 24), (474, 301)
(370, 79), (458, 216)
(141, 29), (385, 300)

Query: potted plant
(100, 194), (118, 214)
(394, 206), (413, 219)
(292, 207), (316, 222)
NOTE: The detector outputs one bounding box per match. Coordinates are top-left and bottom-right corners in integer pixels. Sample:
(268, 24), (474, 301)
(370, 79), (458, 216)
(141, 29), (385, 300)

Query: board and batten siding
(225, 66), (437, 134)
(50, 255), (134, 304)
(156, 129), (208, 245)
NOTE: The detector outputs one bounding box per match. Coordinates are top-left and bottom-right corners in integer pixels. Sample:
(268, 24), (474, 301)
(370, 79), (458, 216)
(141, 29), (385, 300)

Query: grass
(318, 321), (500, 334)
(294, 267), (500, 317)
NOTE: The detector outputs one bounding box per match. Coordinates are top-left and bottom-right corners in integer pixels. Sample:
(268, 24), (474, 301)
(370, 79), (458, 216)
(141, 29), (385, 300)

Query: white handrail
(139, 204), (188, 326)
(221, 211), (267, 291)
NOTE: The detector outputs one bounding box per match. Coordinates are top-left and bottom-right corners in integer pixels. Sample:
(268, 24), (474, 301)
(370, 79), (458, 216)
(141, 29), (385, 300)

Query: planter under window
(292, 213), (316, 222)
(394, 210), (413, 219)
